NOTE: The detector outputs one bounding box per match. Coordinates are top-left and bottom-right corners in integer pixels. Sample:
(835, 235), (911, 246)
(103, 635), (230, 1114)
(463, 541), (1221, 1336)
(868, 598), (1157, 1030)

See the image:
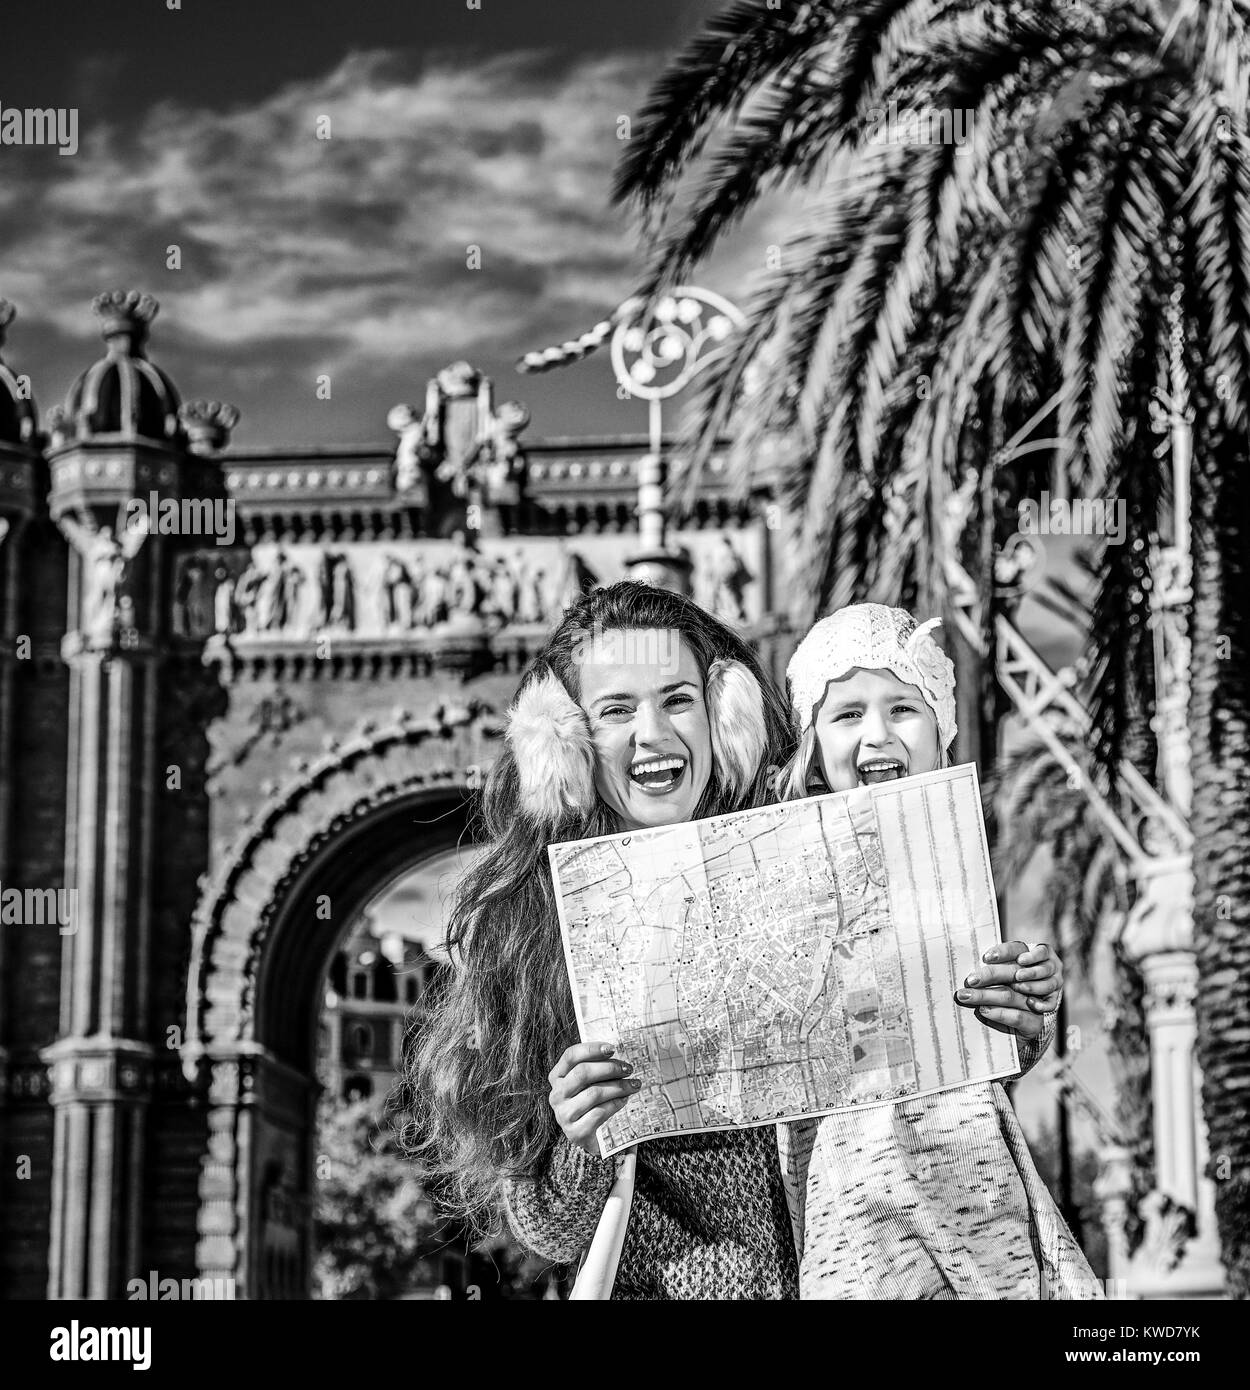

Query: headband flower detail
(905, 618), (957, 746)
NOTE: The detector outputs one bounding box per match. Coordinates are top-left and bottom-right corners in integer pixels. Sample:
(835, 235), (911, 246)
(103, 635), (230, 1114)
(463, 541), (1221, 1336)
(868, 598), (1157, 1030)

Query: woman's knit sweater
(502, 1124), (799, 1299)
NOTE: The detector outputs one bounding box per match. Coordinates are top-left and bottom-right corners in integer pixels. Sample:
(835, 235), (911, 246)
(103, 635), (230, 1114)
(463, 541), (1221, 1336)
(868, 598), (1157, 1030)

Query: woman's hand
(548, 1041), (642, 1156)
(954, 940), (1062, 1040)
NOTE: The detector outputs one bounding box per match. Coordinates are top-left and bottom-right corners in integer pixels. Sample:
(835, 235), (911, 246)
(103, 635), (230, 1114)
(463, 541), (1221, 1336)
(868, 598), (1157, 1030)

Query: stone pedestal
(39, 1038), (153, 1297)
(1093, 1143), (1134, 1298)
(1120, 879), (1226, 1298)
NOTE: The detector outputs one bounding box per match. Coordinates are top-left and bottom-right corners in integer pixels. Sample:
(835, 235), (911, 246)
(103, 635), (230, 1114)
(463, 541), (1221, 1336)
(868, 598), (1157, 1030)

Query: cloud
(2, 50), (657, 361)
(0, 44), (801, 442)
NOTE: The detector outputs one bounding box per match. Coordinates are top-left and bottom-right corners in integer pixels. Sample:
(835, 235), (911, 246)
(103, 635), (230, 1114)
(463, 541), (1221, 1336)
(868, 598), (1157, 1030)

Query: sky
(0, 0), (792, 449)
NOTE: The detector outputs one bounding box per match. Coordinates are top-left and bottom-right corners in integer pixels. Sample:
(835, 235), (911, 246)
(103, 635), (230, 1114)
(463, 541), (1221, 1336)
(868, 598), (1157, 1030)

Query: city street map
(548, 764), (1020, 1157)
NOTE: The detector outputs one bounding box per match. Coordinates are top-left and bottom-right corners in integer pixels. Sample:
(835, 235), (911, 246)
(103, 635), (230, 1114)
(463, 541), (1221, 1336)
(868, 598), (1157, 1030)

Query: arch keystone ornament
(181, 704), (500, 1297)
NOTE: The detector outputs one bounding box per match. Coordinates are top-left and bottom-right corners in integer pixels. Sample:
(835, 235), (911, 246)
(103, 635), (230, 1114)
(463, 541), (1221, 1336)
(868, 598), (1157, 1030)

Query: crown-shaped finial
(178, 398), (240, 454)
(92, 290), (159, 354)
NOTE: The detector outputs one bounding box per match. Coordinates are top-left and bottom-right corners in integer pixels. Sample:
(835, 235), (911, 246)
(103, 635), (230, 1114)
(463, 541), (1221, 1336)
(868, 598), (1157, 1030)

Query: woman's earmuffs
(505, 658), (769, 823)
(705, 657), (768, 804)
(506, 670), (598, 824)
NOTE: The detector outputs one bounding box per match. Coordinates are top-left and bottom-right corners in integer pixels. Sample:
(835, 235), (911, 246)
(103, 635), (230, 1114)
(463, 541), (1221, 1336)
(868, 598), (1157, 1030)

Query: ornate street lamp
(519, 285), (743, 594)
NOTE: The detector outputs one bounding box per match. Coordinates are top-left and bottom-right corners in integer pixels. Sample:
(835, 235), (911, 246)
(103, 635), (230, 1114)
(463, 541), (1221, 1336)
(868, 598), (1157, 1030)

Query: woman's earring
(706, 658), (768, 802)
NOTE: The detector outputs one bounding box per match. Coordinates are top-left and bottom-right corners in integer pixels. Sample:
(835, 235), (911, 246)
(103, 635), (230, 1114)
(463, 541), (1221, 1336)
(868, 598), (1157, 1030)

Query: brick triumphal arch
(0, 290), (789, 1298)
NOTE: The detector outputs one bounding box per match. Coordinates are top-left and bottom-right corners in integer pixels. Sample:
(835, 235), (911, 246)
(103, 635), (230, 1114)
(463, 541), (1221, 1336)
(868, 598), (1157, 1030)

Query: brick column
(0, 445), (41, 1259)
(40, 634), (160, 1295)
(38, 291), (235, 1298)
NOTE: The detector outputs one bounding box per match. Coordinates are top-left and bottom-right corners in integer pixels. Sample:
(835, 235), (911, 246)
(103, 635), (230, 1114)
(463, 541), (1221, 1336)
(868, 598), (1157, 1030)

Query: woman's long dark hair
(399, 581), (794, 1230)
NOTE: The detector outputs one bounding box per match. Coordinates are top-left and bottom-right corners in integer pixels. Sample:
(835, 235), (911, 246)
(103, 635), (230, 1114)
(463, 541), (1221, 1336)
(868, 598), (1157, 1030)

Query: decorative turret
(60, 291), (183, 443)
(0, 299), (37, 446)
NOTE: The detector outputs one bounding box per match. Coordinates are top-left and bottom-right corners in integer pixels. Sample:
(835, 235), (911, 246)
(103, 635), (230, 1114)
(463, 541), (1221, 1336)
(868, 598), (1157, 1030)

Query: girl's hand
(548, 1041), (642, 1156)
(953, 940), (1062, 1040)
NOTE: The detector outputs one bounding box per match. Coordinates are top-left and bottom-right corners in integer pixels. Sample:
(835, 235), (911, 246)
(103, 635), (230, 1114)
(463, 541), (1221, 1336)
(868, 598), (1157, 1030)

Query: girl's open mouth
(857, 758), (906, 786)
(629, 756), (687, 795)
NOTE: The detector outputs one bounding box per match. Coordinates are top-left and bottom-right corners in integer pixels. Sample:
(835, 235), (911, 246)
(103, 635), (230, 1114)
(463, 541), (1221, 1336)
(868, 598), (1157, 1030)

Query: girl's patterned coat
(501, 1009), (1106, 1299)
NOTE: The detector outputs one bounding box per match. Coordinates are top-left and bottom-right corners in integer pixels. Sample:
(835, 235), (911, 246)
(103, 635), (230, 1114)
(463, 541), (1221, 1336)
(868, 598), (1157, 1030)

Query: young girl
(777, 603), (1104, 1299)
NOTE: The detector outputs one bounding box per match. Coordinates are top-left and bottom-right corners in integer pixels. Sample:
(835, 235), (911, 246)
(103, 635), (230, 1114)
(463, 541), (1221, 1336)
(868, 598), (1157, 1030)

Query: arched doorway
(312, 845), (485, 1299)
(316, 843), (482, 1107)
(182, 707), (501, 1298)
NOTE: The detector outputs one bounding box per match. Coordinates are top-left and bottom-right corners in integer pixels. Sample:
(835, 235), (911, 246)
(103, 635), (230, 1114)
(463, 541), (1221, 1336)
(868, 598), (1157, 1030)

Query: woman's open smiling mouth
(629, 755), (688, 794)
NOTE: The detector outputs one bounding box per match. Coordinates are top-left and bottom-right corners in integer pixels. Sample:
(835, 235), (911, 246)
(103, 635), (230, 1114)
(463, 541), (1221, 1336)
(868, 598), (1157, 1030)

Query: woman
(404, 581), (801, 1298)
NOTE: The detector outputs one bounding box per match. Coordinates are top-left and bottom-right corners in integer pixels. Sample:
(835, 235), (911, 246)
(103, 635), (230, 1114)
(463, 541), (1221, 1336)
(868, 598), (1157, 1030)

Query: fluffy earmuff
(705, 658), (768, 804)
(506, 670), (597, 823)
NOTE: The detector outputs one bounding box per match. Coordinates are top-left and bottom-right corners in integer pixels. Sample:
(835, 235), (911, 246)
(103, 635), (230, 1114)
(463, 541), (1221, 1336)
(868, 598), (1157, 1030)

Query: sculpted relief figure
(481, 399), (530, 534)
(259, 550), (306, 634)
(487, 554), (519, 624)
(554, 544), (598, 615)
(431, 361), (482, 501)
(446, 532), (488, 622)
(386, 403), (432, 505)
(234, 559), (265, 635)
(421, 565), (449, 627)
(61, 512), (151, 641)
(703, 536), (753, 625)
(517, 563), (548, 625)
(173, 556), (215, 638)
(381, 555), (417, 630)
(391, 366), (530, 539)
(213, 563), (240, 636)
(317, 552), (356, 631)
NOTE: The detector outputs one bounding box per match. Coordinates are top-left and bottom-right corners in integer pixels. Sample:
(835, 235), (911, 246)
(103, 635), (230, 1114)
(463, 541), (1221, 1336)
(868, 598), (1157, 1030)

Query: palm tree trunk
(1188, 415), (1250, 1299)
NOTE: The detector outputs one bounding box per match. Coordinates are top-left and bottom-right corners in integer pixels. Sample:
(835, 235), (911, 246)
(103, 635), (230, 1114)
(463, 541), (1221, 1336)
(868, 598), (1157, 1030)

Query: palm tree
(614, 0), (1250, 1293)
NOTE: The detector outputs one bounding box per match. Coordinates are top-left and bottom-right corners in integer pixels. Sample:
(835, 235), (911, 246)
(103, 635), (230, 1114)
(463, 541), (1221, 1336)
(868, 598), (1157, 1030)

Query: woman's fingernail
(601, 1044), (615, 1056)
(956, 989), (973, 1002)
(984, 949), (998, 963)
(965, 974), (980, 987)
(629, 1077), (643, 1088)
(620, 1062), (633, 1074)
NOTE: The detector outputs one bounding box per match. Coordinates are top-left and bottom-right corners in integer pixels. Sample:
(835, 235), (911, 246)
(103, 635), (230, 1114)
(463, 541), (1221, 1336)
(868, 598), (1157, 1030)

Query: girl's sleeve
(1014, 1002), (1059, 1079)
(499, 1137), (617, 1263)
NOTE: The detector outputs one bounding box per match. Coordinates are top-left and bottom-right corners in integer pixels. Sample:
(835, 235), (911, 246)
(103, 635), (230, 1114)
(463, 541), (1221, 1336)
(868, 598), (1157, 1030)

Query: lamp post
(608, 288), (743, 592)
(518, 287), (743, 595)
(1114, 279), (1224, 1296)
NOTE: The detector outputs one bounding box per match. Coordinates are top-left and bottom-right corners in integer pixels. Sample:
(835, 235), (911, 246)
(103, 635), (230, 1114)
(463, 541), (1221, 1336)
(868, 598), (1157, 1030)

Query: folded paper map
(548, 763), (1019, 1158)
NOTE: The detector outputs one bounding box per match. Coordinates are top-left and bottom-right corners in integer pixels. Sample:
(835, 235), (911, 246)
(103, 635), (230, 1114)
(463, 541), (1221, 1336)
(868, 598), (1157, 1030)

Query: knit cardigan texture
(500, 1010), (1103, 1300)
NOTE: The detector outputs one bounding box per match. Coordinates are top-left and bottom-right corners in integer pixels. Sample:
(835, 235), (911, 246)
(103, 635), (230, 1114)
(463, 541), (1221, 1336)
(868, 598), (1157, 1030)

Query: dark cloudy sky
(0, 0), (800, 448)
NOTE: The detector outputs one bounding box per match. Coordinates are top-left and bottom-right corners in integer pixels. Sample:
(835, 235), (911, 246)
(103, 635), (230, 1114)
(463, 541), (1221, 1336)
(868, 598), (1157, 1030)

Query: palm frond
(1082, 268), (1167, 787)
(612, 0), (846, 213)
